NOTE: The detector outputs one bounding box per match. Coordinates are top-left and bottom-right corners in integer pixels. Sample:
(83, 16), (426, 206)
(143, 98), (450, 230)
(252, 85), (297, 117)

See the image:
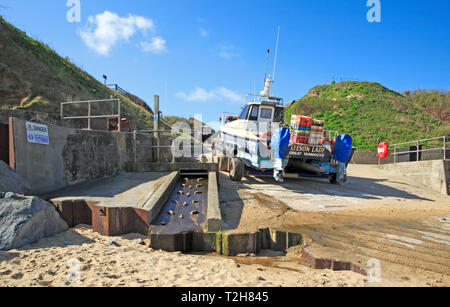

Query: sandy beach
(0, 225), (366, 287)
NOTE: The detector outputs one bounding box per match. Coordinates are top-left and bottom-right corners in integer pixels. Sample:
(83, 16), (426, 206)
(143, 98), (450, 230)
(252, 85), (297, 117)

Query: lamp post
(103, 75), (107, 85)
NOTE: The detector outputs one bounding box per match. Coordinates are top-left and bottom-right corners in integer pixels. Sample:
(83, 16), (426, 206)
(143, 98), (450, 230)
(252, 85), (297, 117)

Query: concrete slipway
(2, 158), (446, 286)
(217, 163), (449, 286)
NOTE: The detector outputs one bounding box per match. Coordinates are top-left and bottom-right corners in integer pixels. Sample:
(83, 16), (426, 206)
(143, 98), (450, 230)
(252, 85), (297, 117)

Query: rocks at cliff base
(0, 161), (31, 195)
(0, 192), (68, 251)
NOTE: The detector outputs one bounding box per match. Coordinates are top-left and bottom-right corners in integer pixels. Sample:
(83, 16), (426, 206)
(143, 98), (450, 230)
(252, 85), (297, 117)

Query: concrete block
(222, 232), (259, 256)
(149, 233), (184, 252)
(258, 228), (272, 250)
(52, 200), (74, 227)
(287, 232), (303, 248)
(72, 200), (92, 226)
(142, 172), (179, 223)
(268, 229), (303, 251)
(300, 247), (367, 276)
(182, 232), (193, 253)
(192, 231), (221, 253)
(206, 172), (222, 232)
(269, 229), (287, 251)
(377, 160), (450, 195)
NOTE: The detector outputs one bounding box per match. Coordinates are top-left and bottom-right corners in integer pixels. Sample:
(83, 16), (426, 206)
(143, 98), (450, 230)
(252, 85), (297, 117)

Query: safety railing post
(133, 130), (137, 163)
(444, 136), (447, 160)
(417, 141), (420, 162)
(118, 99), (121, 132)
(88, 101), (91, 130)
(394, 145), (396, 164)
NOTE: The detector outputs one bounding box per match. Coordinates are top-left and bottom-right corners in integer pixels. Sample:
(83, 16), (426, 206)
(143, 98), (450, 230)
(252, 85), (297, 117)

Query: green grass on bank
(285, 81), (450, 150)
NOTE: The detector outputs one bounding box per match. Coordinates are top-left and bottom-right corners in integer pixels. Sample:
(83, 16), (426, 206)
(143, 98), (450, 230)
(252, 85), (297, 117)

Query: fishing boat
(213, 31), (354, 183)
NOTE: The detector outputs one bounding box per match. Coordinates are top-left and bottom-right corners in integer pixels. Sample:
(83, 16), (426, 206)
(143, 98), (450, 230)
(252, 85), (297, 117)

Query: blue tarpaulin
(272, 127), (291, 159)
(333, 134), (353, 163)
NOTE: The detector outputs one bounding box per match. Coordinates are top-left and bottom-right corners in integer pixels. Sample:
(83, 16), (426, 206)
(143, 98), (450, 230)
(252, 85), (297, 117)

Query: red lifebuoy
(378, 142), (389, 159)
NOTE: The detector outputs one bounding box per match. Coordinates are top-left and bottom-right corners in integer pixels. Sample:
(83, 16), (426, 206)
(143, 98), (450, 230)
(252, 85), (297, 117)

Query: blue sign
(26, 122), (49, 145)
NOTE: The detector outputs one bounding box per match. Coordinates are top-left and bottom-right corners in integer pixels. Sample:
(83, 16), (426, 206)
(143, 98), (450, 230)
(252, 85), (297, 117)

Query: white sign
(26, 122), (49, 145)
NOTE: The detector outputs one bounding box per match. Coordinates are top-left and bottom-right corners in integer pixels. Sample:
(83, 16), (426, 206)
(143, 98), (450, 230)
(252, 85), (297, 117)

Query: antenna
(272, 26), (280, 83)
(264, 49), (270, 83)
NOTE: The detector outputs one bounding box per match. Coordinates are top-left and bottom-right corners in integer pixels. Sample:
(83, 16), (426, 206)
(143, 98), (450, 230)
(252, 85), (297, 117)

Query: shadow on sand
(15, 226), (96, 252)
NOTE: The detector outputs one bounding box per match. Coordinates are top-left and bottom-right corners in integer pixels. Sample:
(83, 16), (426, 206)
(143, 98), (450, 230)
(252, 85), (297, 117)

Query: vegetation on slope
(284, 81), (450, 150)
(0, 16), (166, 130)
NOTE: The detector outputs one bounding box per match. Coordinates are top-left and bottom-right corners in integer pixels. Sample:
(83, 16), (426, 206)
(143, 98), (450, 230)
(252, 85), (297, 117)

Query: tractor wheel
(229, 158), (244, 182)
(219, 157), (229, 172)
(329, 173), (338, 184)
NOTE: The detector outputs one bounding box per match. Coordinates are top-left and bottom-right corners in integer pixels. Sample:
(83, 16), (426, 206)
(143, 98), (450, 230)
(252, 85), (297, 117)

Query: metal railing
(61, 99), (121, 131)
(107, 84), (128, 95)
(324, 130), (339, 140)
(133, 129), (214, 163)
(390, 136), (448, 163)
(107, 84), (154, 114)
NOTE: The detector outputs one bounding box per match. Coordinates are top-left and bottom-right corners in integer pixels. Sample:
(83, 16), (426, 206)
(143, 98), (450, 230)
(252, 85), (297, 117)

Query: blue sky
(1, 0), (449, 127)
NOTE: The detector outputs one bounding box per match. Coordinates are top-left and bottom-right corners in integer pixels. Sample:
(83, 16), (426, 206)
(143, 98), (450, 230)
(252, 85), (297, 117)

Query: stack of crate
(290, 115), (312, 144)
(309, 120), (325, 145)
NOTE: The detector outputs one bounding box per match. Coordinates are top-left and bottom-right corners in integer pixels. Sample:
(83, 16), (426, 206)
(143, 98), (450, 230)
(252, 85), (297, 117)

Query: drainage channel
(150, 171), (208, 235)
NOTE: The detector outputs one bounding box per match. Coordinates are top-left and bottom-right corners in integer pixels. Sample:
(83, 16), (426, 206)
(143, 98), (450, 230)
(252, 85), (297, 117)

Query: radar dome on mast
(260, 75), (272, 97)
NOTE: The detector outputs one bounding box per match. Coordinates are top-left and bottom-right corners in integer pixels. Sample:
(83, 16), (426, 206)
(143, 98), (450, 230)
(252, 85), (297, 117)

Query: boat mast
(273, 26), (280, 83)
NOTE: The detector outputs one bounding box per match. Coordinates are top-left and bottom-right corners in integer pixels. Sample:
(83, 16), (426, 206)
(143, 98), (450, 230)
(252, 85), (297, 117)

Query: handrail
(133, 129), (214, 163)
(60, 99), (121, 131)
(389, 136), (448, 163)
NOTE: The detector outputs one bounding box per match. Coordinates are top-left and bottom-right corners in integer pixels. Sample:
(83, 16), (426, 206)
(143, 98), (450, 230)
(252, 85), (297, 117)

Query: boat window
(260, 108), (273, 119)
(248, 106), (259, 121)
(238, 106), (250, 120)
(274, 107), (284, 122)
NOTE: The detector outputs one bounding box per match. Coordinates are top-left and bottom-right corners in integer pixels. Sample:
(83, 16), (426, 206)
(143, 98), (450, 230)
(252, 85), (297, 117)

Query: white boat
(213, 34), (353, 183)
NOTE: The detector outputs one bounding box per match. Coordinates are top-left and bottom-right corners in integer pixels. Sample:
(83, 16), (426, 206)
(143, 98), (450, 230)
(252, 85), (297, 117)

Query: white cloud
(141, 37), (167, 54)
(176, 88), (215, 102)
(199, 28), (208, 37)
(216, 87), (242, 102)
(79, 11), (165, 56)
(218, 44), (238, 59)
(176, 87), (243, 103)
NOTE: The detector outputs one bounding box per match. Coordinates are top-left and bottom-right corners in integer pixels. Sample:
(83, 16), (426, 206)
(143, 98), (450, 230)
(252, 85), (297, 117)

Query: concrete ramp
(375, 160), (450, 195)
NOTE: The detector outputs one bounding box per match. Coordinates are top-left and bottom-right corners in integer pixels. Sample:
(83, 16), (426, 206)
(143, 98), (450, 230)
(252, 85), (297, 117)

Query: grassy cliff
(285, 81), (450, 150)
(0, 16), (162, 130)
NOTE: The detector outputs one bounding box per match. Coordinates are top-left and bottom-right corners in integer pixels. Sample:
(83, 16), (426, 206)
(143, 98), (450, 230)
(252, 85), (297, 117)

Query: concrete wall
(351, 150), (449, 165)
(10, 117), (156, 194)
(376, 160), (450, 195)
(351, 151), (394, 165)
